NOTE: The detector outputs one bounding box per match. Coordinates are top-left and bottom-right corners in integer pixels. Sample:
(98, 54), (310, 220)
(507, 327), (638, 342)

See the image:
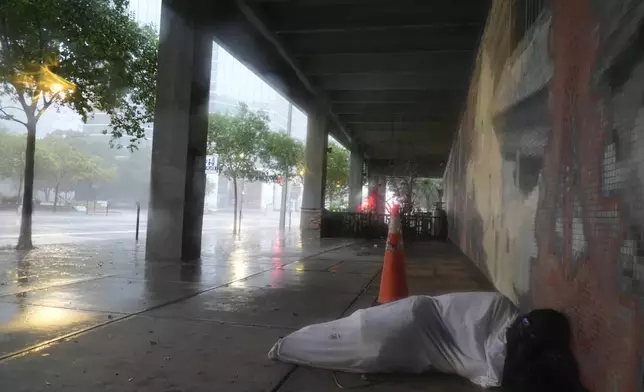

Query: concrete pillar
(300, 106), (328, 230)
(146, 2), (212, 261)
(348, 150), (363, 212)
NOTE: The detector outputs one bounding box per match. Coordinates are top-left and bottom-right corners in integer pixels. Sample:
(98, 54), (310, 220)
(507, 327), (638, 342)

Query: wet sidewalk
(0, 233), (493, 392)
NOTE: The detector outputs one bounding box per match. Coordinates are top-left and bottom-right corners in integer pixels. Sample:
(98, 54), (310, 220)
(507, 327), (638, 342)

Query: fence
(320, 212), (448, 241)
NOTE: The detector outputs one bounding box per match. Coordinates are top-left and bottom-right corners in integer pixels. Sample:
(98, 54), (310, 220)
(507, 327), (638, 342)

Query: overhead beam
(312, 73), (470, 91)
(259, 2), (491, 33)
(358, 130), (454, 142)
(367, 158), (448, 178)
(346, 121), (454, 133)
(360, 140), (454, 156)
(332, 102), (461, 115)
(284, 27), (483, 56)
(177, 0), (317, 116)
(339, 112), (458, 123)
(327, 90), (467, 104)
(299, 52), (474, 75)
(226, 0), (354, 146)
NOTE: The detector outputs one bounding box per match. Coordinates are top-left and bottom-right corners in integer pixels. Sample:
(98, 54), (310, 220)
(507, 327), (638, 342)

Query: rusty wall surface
(443, 0), (644, 391)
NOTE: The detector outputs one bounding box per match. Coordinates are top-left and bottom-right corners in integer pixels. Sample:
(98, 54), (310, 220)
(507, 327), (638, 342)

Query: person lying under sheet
(268, 292), (588, 392)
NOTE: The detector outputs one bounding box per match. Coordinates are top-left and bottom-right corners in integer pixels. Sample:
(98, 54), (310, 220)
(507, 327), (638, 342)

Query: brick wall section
(443, 1), (644, 391)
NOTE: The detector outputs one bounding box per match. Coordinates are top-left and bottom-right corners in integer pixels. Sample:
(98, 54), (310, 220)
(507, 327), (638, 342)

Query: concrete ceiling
(172, 0), (491, 171)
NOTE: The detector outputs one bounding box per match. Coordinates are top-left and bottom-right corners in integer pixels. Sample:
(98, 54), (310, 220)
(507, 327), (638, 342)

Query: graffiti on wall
(443, 1), (644, 391)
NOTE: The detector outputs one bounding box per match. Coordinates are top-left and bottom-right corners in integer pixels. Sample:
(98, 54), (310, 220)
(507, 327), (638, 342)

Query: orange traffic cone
(377, 204), (408, 304)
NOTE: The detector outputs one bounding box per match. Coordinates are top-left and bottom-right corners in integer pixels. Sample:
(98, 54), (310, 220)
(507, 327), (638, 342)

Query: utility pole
(279, 102), (293, 230)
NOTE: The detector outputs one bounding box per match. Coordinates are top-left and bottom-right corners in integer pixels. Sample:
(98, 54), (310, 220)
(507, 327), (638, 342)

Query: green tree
(38, 135), (115, 212)
(325, 141), (350, 210)
(0, 0), (158, 249)
(0, 130), (26, 197)
(261, 130), (305, 181)
(48, 129), (150, 205)
(207, 103), (271, 233)
(0, 130), (55, 201)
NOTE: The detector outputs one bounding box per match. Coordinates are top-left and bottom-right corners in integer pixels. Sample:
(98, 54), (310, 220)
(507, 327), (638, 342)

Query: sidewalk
(0, 236), (493, 391)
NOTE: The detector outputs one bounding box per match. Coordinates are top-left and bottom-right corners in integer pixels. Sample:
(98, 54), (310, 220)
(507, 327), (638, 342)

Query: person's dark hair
(502, 309), (588, 392)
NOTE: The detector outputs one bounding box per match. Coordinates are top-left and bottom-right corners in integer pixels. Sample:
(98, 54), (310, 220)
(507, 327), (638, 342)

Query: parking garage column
(300, 106), (328, 230)
(146, 2), (212, 261)
(348, 150), (363, 212)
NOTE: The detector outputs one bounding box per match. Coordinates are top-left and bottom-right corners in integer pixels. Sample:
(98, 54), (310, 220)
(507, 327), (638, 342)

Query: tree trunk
(17, 123), (36, 250)
(232, 177), (238, 234)
(239, 180), (244, 232)
(53, 183), (60, 213)
(44, 188), (51, 202)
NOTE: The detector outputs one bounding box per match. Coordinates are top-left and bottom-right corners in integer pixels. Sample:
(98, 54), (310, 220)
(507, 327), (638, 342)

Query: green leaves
(0, 130), (26, 179)
(325, 141), (350, 206)
(207, 102), (304, 184)
(0, 131), (116, 195)
(261, 130), (305, 180)
(37, 134), (115, 190)
(0, 0), (158, 148)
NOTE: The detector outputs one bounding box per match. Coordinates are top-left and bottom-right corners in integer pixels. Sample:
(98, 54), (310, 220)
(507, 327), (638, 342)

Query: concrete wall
(443, 1), (644, 391)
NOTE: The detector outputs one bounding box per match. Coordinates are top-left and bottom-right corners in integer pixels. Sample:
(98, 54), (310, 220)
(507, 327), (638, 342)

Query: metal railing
(320, 212), (448, 241)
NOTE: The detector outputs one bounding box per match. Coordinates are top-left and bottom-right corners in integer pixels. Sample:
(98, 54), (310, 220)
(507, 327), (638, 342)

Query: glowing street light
(50, 83), (64, 93)
(40, 66), (75, 95)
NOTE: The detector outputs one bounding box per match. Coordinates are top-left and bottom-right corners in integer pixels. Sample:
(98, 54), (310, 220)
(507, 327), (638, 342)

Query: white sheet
(268, 292), (519, 388)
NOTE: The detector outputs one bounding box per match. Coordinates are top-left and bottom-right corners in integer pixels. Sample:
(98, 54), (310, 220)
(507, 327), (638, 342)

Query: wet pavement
(0, 210), (297, 247)
(0, 231), (494, 391)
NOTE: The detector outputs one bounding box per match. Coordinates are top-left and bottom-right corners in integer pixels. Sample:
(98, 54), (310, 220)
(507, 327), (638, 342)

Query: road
(0, 209), (300, 247)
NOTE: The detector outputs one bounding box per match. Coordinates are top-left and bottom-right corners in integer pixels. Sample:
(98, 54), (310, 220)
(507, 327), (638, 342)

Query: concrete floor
(0, 232), (494, 392)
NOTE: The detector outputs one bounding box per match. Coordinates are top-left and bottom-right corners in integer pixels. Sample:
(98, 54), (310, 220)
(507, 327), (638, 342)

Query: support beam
(300, 52), (474, 75)
(300, 106), (328, 230)
(327, 89), (466, 104)
(312, 73), (469, 91)
(284, 27), (482, 56)
(348, 150), (364, 212)
(332, 102), (460, 115)
(223, 0), (353, 150)
(146, 2), (212, 261)
(347, 121), (451, 133)
(260, 2), (491, 33)
(339, 112), (458, 123)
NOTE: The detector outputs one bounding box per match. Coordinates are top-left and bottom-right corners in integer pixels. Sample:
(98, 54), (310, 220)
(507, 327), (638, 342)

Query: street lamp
(50, 83), (64, 93)
(40, 66), (75, 96)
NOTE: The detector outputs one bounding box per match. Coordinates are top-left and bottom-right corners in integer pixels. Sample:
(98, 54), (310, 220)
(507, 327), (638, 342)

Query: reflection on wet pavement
(0, 234), (492, 391)
(0, 229), (353, 359)
(0, 302), (117, 358)
(1, 277), (211, 314)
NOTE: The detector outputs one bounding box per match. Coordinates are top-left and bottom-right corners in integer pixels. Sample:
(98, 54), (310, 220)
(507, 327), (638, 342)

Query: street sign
(206, 155), (218, 171)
